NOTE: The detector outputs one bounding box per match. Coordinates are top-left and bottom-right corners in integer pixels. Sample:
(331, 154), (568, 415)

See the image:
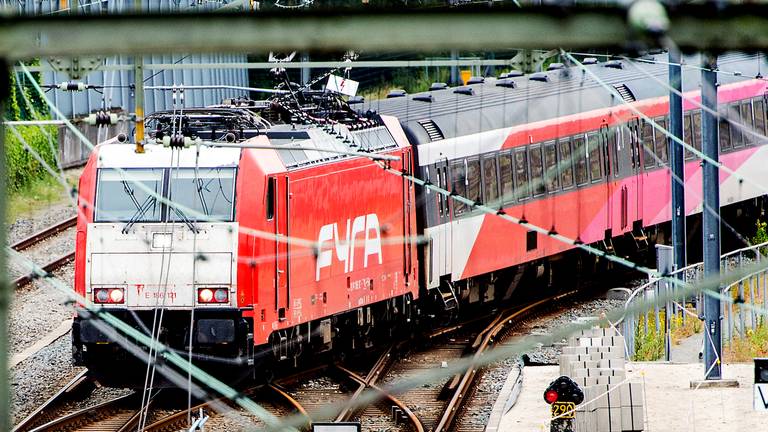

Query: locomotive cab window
(95, 168), (164, 222)
(169, 168), (236, 222)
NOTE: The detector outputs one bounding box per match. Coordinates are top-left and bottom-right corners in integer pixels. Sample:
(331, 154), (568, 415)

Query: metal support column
(701, 53), (722, 380)
(0, 58), (10, 432)
(133, 0), (145, 153)
(669, 48), (686, 281)
(450, 49), (458, 85)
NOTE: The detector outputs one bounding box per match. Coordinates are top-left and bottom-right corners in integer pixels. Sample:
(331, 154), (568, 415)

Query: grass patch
(670, 307), (703, 345)
(634, 312), (665, 361)
(724, 321), (768, 362)
(7, 171), (77, 223)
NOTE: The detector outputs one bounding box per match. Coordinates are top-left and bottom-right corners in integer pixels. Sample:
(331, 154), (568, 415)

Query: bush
(634, 312), (666, 361)
(4, 70), (59, 193)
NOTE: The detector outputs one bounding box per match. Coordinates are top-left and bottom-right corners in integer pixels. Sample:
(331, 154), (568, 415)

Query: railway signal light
(544, 389), (559, 404)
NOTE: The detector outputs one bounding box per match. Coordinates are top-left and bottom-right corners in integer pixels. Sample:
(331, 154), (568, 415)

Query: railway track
(11, 216), (77, 288)
(15, 291), (576, 432)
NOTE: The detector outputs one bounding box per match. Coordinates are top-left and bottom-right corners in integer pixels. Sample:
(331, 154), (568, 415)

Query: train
(71, 52), (768, 387)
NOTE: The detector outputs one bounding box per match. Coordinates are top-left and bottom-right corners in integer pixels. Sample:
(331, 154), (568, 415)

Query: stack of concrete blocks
(558, 327), (644, 432)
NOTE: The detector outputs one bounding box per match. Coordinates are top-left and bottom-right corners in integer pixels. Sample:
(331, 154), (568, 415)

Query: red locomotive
(72, 53), (768, 386)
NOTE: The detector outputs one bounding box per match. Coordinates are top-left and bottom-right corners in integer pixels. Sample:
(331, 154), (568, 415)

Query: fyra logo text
(316, 213), (383, 281)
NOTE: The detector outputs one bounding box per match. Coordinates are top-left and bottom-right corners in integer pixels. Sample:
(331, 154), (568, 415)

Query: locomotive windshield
(94, 167), (236, 223)
(168, 168), (236, 222)
(95, 168), (163, 222)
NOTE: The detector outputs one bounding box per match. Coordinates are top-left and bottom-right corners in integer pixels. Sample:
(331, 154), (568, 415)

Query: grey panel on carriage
(267, 124), (399, 169)
(368, 52), (764, 149)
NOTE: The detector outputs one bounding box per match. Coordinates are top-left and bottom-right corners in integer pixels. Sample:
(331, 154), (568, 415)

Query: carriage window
(451, 160), (467, 216)
(558, 139), (574, 189)
(741, 101), (754, 145)
(692, 110), (702, 154)
(730, 103), (744, 148)
(543, 142), (559, 193)
(654, 117), (669, 163)
(467, 159), (482, 209)
(169, 168), (236, 222)
(754, 99), (766, 137)
(641, 121), (655, 169)
(95, 168), (164, 222)
(499, 152), (514, 203)
(684, 113), (694, 160)
(266, 178), (275, 220)
(611, 129), (621, 177)
(529, 146), (545, 196)
(514, 148), (530, 200)
(587, 133), (603, 181)
(482, 155), (500, 207)
(719, 117), (732, 152)
(573, 136), (589, 186)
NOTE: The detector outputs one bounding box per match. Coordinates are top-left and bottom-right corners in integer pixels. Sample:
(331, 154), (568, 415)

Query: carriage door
(402, 150), (413, 285)
(271, 175), (290, 320)
(627, 118), (643, 225)
(600, 124), (613, 230)
(434, 158), (452, 284)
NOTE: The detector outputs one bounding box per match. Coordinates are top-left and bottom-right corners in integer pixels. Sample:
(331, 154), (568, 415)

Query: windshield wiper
(121, 180), (142, 211)
(170, 206), (200, 233)
(122, 196), (157, 234)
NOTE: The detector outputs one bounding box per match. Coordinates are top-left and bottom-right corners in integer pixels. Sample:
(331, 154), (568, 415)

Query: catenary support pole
(701, 53), (722, 380)
(668, 47), (685, 361)
(133, 0), (145, 153)
(0, 58), (10, 432)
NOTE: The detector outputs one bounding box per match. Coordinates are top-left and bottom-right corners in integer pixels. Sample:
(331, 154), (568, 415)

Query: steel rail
(12, 370), (91, 432)
(12, 251), (75, 289)
(25, 393), (142, 432)
(10, 217), (76, 252)
(434, 291), (576, 432)
(267, 383), (311, 426)
(336, 364), (425, 432)
(335, 345), (394, 422)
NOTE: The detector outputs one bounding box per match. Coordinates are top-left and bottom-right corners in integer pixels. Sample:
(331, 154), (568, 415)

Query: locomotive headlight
(109, 288), (124, 303)
(197, 287), (229, 304)
(94, 287), (124, 304)
(198, 288), (214, 303)
(94, 288), (109, 303)
(214, 288), (229, 303)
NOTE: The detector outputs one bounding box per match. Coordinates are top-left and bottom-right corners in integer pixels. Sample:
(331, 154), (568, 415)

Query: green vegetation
(752, 218), (768, 257)
(725, 321), (768, 362)
(633, 312), (666, 361)
(633, 307), (702, 361)
(5, 69), (62, 221)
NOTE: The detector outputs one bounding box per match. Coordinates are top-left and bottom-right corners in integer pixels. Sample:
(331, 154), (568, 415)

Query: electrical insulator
(84, 111), (118, 126)
(58, 81), (87, 91)
(162, 134), (199, 149)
